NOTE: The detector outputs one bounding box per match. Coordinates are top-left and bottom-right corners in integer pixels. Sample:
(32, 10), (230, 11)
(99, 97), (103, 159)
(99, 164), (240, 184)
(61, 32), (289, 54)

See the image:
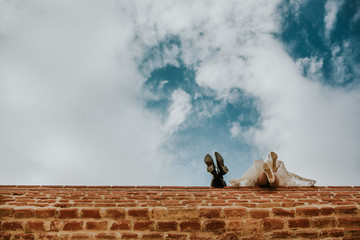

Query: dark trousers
(211, 173), (226, 188)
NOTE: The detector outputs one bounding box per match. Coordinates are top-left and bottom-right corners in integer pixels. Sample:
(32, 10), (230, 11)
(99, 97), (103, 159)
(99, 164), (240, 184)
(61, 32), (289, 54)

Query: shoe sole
(204, 154), (215, 173)
(269, 151), (278, 171)
(263, 162), (275, 183)
(214, 152), (229, 175)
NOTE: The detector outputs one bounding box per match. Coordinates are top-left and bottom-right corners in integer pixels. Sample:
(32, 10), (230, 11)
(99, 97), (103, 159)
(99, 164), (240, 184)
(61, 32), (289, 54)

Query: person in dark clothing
(204, 152), (228, 188)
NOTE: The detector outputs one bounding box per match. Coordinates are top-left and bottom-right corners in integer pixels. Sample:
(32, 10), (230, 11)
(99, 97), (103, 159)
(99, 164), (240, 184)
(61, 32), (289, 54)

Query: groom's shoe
(214, 152), (229, 175)
(204, 154), (216, 174)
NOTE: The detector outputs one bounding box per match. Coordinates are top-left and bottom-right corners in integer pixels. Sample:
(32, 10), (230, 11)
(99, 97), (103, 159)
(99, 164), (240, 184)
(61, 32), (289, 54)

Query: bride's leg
(269, 174), (280, 187)
(257, 172), (268, 186)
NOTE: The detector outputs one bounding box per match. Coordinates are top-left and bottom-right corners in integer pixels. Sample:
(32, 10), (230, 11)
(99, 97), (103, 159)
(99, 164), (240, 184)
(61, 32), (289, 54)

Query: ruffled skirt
(229, 159), (316, 187)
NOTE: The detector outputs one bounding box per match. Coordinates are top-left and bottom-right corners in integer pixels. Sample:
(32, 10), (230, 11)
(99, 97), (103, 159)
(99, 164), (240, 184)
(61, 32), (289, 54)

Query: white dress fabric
(229, 157), (316, 187)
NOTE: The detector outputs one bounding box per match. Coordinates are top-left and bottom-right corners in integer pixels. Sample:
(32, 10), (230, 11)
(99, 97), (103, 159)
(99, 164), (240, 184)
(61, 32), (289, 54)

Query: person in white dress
(229, 151), (316, 187)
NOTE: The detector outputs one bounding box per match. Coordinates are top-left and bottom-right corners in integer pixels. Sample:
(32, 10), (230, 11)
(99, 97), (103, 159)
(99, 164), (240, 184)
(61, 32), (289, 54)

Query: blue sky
(1, 0), (359, 186)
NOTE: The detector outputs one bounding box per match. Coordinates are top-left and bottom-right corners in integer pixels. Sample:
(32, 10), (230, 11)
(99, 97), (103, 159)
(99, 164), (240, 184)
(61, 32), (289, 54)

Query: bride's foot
(204, 154), (216, 174)
(215, 152), (229, 175)
(263, 162), (275, 183)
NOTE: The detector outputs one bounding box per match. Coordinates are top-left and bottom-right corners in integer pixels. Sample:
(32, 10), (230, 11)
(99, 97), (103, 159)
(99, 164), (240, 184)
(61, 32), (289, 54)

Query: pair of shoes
(204, 152), (229, 175)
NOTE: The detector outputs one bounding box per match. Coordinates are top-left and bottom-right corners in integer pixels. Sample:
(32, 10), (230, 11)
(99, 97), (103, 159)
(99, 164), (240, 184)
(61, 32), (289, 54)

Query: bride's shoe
(204, 154), (216, 174)
(263, 162), (275, 183)
(268, 151), (278, 172)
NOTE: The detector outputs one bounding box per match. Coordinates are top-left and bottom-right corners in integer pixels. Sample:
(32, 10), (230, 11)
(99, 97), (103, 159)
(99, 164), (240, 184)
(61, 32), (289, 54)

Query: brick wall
(0, 186), (359, 240)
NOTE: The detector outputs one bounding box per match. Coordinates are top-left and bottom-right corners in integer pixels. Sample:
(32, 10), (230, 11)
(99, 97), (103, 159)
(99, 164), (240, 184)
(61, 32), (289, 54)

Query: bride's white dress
(229, 154), (316, 187)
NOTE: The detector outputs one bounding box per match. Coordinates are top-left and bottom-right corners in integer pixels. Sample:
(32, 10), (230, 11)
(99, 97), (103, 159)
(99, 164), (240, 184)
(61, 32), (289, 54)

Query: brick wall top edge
(0, 185), (359, 189)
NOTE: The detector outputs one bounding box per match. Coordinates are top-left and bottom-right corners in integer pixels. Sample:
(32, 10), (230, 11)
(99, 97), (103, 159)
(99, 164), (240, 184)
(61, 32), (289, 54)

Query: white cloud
(0, 0), (177, 185)
(163, 89), (192, 135)
(295, 56), (324, 80)
(352, 9), (360, 23)
(290, 0), (309, 17)
(324, 0), (345, 40)
(230, 122), (242, 138)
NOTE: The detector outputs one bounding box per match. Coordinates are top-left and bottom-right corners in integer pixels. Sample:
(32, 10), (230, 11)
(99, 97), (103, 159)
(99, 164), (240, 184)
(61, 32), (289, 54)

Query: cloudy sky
(1, 0), (359, 186)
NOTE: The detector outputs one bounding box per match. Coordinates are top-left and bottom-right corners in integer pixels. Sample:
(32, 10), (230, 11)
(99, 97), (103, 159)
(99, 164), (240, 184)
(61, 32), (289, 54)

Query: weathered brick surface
(26, 220), (45, 232)
(35, 208), (56, 218)
(0, 185), (359, 239)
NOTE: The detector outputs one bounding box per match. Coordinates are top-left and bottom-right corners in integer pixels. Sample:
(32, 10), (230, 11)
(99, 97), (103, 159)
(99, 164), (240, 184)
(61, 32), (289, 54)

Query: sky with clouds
(1, 0), (359, 186)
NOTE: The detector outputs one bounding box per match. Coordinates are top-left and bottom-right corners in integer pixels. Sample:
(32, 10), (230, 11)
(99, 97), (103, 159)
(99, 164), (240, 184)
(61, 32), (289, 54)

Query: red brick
(105, 208), (125, 219)
(81, 209), (101, 218)
(335, 206), (358, 214)
(204, 220), (226, 232)
(217, 232), (239, 240)
(345, 228), (360, 237)
(295, 230), (318, 238)
(59, 209), (78, 219)
(14, 209), (35, 218)
(227, 220), (245, 231)
(270, 230), (292, 239)
(86, 221), (108, 230)
(262, 218), (284, 231)
(272, 208), (295, 217)
(180, 220), (201, 232)
(2, 221), (24, 231)
(37, 233), (59, 239)
(128, 208), (149, 219)
(157, 221), (178, 231)
(27, 220), (45, 232)
(141, 233), (163, 239)
(121, 233), (139, 239)
(71, 233), (92, 239)
(35, 208), (56, 218)
(63, 221), (83, 231)
(313, 217), (336, 228)
(166, 233), (188, 239)
(296, 207), (320, 216)
(320, 207), (333, 215)
(110, 220), (131, 230)
(243, 219), (261, 235)
(321, 229), (344, 237)
(249, 209), (269, 219)
(13, 233), (35, 240)
(168, 208), (199, 219)
(288, 218), (310, 228)
(96, 233), (117, 239)
(134, 220), (155, 231)
(0, 208), (13, 217)
(199, 208), (222, 218)
(189, 235), (213, 240)
(338, 217), (360, 227)
(54, 203), (72, 208)
(0, 233), (11, 240)
(223, 207), (247, 218)
(333, 201), (354, 205)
